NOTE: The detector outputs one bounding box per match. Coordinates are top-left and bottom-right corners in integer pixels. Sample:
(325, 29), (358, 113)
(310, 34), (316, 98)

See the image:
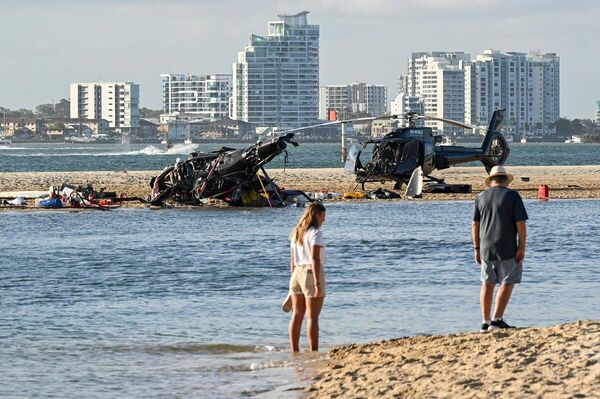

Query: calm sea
(1, 200), (599, 398)
(1, 142), (600, 172)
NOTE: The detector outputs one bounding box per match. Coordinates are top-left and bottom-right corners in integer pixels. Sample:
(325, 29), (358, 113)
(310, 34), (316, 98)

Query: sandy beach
(305, 320), (600, 398)
(1, 165), (599, 203)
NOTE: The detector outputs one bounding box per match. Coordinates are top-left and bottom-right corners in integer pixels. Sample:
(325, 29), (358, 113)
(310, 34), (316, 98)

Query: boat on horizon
(565, 135), (582, 143)
(439, 136), (456, 146)
(0, 136), (11, 145)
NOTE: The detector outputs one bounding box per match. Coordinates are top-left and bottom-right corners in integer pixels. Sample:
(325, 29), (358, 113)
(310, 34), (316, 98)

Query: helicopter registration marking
(407, 129), (424, 138)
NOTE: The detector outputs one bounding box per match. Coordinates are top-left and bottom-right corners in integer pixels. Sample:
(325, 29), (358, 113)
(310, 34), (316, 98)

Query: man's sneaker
(480, 323), (490, 333)
(489, 319), (516, 330)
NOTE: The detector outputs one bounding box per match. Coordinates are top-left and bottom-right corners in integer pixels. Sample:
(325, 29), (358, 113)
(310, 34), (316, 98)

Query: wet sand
(0, 165), (599, 203)
(305, 320), (600, 398)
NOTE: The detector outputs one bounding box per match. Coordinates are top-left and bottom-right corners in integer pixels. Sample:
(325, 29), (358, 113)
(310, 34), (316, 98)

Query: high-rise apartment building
(70, 82), (139, 132)
(319, 82), (387, 119)
(161, 74), (232, 120)
(595, 100), (600, 125)
(401, 50), (560, 135)
(232, 11), (319, 129)
(405, 52), (470, 134)
(465, 50), (560, 135)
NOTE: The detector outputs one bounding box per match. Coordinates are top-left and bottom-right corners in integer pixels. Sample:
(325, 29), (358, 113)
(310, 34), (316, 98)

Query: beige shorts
(289, 264), (326, 298)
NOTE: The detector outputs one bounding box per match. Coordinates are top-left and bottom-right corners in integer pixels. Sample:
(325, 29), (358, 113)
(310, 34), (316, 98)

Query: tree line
(1, 99), (70, 119)
(0, 100), (162, 119)
(553, 118), (599, 136)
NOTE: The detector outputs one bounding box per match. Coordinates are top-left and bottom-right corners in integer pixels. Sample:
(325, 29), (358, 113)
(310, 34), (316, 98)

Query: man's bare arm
(515, 220), (526, 263)
(471, 221), (480, 248)
(471, 221), (481, 264)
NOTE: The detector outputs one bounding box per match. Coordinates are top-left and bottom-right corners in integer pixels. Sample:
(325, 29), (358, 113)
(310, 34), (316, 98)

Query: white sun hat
(282, 292), (292, 313)
(484, 165), (514, 187)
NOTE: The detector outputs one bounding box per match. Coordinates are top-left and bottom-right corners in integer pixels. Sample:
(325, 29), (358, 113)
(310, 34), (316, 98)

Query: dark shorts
(481, 258), (522, 285)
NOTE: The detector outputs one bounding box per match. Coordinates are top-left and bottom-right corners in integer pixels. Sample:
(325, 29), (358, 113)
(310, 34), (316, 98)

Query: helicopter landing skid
(424, 175), (445, 184)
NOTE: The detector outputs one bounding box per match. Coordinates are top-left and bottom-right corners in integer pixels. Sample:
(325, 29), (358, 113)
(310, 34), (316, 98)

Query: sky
(1, 0), (598, 119)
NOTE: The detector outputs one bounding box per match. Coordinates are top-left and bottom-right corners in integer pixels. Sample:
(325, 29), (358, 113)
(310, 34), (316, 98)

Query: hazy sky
(1, 0), (598, 118)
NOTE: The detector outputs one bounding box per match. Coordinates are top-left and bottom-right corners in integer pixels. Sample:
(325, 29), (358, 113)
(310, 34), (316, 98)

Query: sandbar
(0, 165), (599, 205)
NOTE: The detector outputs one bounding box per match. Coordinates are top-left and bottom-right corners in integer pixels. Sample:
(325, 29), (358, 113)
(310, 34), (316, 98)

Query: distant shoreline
(6, 137), (596, 145)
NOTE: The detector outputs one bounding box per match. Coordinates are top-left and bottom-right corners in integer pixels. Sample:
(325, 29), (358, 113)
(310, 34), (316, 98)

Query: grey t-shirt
(473, 186), (528, 261)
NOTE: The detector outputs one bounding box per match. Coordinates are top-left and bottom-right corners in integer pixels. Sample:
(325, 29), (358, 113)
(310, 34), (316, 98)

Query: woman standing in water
(288, 202), (327, 352)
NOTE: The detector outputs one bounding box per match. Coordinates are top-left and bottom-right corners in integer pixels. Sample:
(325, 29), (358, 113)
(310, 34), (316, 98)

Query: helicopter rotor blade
(418, 115), (487, 133)
(276, 115), (398, 135)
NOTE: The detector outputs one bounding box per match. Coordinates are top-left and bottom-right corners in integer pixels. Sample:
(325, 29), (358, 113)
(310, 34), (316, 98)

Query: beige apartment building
(0, 117), (44, 136)
(319, 82), (387, 120)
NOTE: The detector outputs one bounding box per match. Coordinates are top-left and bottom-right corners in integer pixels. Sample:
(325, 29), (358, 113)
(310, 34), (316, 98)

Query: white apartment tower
(390, 92), (424, 125)
(406, 52), (470, 134)
(596, 100), (600, 125)
(319, 82), (387, 119)
(465, 50), (560, 135)
(70, 82), (139, 131)
(161, 74), (232, 120)
(232, 11), (319, 128)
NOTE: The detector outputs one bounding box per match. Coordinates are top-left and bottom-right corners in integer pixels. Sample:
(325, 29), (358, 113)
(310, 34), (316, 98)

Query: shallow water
(1, 199), (599, 397)
(1, 142), (599, 172)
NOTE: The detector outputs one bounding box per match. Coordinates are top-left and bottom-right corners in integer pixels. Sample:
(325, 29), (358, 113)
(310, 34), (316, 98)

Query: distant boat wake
(0, 143), (199, 157)
(0, 146), (27, 150)
(136, 143), (199, 155)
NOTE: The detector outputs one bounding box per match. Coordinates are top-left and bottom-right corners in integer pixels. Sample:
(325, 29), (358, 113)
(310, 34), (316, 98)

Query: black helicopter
(149, 133), (310, 207)
(344, 109), (510, 190)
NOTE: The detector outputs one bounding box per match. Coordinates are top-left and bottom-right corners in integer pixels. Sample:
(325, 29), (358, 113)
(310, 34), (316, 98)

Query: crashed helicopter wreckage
(149, 133), (311, 207)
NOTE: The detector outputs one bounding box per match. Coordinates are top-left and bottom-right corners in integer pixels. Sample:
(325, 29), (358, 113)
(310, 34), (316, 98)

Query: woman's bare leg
(289, 294), (306, 352)
(305, 297), (324, 351)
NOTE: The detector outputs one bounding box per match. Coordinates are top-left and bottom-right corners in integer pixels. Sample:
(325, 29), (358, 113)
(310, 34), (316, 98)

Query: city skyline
(1, 0), (598, 119)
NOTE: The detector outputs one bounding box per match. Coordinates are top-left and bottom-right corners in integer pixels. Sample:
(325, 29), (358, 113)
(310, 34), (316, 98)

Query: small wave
(98, 342), (278, 355)
(219, 359), (295, 372)
(0, 146), (27, 150)
(220, 351), (327, 372)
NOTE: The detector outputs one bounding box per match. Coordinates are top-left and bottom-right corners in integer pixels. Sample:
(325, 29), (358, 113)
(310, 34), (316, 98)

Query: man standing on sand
(472, 165), (528, 333)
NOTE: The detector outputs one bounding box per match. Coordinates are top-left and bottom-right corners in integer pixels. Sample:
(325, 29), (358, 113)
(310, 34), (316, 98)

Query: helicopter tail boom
(437, 109), (509, 172)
